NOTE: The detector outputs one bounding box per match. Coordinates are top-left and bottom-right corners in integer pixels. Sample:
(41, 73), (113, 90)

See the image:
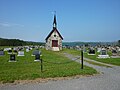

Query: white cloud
(0, 22), (24, 27)
(0, 23), (11, 27)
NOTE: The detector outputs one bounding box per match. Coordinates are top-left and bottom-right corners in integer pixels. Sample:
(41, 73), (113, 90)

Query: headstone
(112, 49), (117, 56)
(97, 48), (110, 58)
(118, 48), (120, 55)
(30, 47), (33, 50)
(13, 50), (17, 54)
(88, 48), (95, 55)
(17, 51), (24, 56)
(0, 50), (4, 56)
(97, 48), (102, 52)
(34, 54), (40, 61)
(32, 50), (41, 56)
(9, 54), (16, 62)
(26, 49), (29, 52)
(101, 50), (107, 55)
(8, 50), (12, 54)
(13, 47), (18, 51)
(4, 48), (11, 51)
(111, 49), (120, 58)
(83, 47), (87, 53)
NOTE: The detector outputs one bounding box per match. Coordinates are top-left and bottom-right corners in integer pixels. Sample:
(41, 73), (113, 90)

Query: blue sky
(0, 0), (120, 42)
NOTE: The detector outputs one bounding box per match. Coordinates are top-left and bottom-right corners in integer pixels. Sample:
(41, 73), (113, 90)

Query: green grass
(62, 48), (81, 55)
(84, 52), (120, 66)
(0, 48), (97, 83)
(63, 49), (120, 66)
(84, 60), (112, 68)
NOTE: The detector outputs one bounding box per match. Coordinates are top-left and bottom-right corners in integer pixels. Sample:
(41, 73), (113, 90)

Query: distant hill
(0, 38), (45, 46)
(62, 41), (118, 47)
(0, 37), (118, 47)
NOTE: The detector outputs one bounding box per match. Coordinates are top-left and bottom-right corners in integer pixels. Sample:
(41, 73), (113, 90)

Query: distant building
(45, 13), (63, 51)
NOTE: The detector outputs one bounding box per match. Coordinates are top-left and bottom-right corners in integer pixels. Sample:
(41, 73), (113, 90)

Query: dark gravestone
(32, 50), (41, 56)
(88, 49), (95, 55)
(0, 51), (4, 56)
(34, 54), (40, 61)
(112, 50), (117, 55)
(13, 50), (17, 54)
(8, 50), (12, 54)
(111, 49), (120, 58)
(9, 54), (16, 62)
(101, 50), (107, 55)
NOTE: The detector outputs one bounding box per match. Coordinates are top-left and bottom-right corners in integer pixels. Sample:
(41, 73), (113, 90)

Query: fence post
(40, 55), (43, 73)
(41, 58), (43, 72)
(81, 49), (84, 69)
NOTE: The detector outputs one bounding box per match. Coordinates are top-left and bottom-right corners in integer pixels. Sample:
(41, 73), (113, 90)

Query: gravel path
(0, 53), (120, 90)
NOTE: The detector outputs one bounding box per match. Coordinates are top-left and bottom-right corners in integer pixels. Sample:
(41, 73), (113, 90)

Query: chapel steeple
(53, 11), (57, 28)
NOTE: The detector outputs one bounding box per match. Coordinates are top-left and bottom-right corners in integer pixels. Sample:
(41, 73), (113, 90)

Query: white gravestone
(17, 51), (24, 56)
(26, 49), (29, 52)
(97, 48), (110, 58)
(97, 48), (102, 52)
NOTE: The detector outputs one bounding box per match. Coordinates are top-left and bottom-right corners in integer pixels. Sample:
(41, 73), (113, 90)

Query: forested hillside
(0, 38), (44, 46)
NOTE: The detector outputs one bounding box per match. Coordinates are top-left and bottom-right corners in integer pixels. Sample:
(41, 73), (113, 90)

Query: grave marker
(0, 50), (4, 56)
(26, 49), (29, 52)
(97, 48), (110, 58)
(13, 50), (17, 54)
(97, 48), (101, 52)
(112, 49), (117, 56)
(32, 50), (41, 56)
(17, 51), (24, 56)
(9, 54), (16, 62)
(8, 50), (12, 54)
(88, 48), (95, 55)
(34, 54), (40, 61)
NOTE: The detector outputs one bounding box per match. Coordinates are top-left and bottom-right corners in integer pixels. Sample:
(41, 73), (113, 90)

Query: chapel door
(52, 40), (58, 47)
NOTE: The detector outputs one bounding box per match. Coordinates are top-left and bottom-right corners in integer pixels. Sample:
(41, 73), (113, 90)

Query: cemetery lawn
(0, 48), (97, 83)
(84, 53), (120, 66)
(63, 49), (120, 66)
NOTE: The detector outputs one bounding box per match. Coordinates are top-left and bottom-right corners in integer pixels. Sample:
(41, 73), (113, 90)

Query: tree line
(0, 38), (44, 46)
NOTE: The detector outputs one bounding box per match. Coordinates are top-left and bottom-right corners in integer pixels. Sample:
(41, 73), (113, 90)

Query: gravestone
(9, 54), (16, 62)
(112, 49), (117, 56)
(13, 50), (17, 54)
(17, 51), (24, 56)
(101, 50), (107, 55)
(0, 50), (4, 56)
(32, 50), (41, 56)
(111, 49), (120, 58)
(83, 47), (87, 53)
(118, 48), (120, 55)
(26, 49), (29, 52)
(4, 48), (11, 51)
(8, 50), (12, 54)
(97, 48), (110, 58)
(34, 54), (40, 61)
(88, 48), (95, 55)
(97, 48), (101, 52)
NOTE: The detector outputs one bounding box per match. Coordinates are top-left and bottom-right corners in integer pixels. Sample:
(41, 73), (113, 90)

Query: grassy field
(84, 52), (120, 66)
(63, 49), (120, 66)
(0, 48), (97, 83)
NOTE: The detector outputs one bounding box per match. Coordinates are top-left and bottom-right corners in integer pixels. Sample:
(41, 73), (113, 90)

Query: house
(45, 13), (63, 51)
